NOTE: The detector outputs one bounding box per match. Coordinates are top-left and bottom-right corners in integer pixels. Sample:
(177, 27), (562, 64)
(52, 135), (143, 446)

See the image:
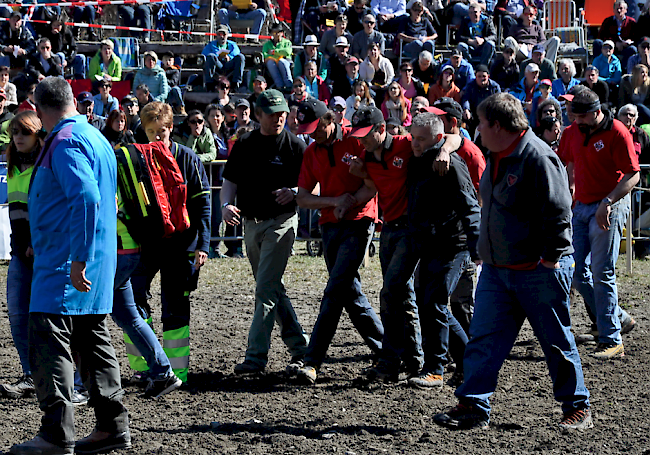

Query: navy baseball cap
(296, 99), (329, 134)
(350, 106), (384, 137)
(77, 91), (93, 104)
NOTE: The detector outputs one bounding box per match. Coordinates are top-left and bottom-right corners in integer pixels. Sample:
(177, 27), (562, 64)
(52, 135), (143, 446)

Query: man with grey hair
(434, 92), (591, 432)
(10, 77), (130, 454)
(552, 59), (580, 126)
(412, 50), (437, 85)
(406, 111), (480, 389)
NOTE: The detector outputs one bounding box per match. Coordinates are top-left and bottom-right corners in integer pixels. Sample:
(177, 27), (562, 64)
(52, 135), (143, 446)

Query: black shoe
(74, 430), (131, 454)
(234, 360), (264, 375)
(0, 374), (35, 398)
(366, 366), (398, 383)
(433, 403), (489, 430)
(143, 373), (182, 398)
(447, 370), (464, 387)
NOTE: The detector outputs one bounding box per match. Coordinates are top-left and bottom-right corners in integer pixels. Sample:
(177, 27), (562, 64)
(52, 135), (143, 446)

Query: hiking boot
(71, 389), (89, 406)
(558, 408), (593, 433)
(621, 316), (637, 334)
(129, 371), (149, 387)
(296, 366), (317, 385)
(74, 430), (131, 454)
(447, 370), (464, 387)
(9, 435), (73, 454)
(433, 403), (489, 430)
(591, 342), (624, 359)
(1, 375), (35, 399)
(234, 360), (264, 375)
(408, 372), (444, 390)
(143, 373), (182, 398)
(286, 357), (305, 375)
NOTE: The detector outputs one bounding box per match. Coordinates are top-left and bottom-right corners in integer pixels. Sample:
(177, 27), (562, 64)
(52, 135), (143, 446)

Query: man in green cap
(221, 89), (310, 374)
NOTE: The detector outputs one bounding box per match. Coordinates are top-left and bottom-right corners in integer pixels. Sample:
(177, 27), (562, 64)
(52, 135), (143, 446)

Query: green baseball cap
(256, 89), (289, 114)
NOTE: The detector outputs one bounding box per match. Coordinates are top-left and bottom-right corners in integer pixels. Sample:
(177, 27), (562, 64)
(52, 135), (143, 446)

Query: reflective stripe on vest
(163, 326), (189, 383)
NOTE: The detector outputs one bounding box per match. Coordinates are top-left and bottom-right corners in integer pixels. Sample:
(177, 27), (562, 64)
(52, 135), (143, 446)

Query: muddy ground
(0, 244), (649, 454)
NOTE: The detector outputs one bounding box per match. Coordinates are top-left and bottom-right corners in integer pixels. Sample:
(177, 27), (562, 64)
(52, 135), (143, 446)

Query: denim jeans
(56, 52), (86, 79)
(243, 212), (309, 367)
(417, 248), (470, 375)
(456, 257), (590, 422)
(204, 53), (245, 85)
(572, 195), (630, 345)
(118, 4), (151, 40)
(166, 86), (184, 108)
(450, 261), (476, 335)
(218, 7), (267, 35)
(457, 40), (496, 66)
(305, 219), (383, 367)
(403, 40), (435, 61)
(73, 5), (96, 23)
(29, 313), (128, 448)
(265, 58), (293, 90)
(111, 253), (172, 379)
(7, 255), (33, 376)
(377, 221), (422, 372)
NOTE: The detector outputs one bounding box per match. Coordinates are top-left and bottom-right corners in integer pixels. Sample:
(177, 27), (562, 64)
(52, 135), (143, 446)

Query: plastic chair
(542, 0), (577, 31)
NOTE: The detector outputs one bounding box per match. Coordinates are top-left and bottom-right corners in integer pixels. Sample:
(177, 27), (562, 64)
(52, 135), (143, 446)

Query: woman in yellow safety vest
(0, 111), (44, 399)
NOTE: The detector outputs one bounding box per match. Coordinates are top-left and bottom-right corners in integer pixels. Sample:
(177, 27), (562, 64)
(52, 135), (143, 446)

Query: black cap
(296, 99), (329, 134)
(641, 36), (650, 47)
(475, 64), (489, 73)
(386, 118), (401, 127)
(350, 106), (384, 137)
(234, 98), (251, 109)
(432, 97), (463, 120)
(253, 75), (267, 83)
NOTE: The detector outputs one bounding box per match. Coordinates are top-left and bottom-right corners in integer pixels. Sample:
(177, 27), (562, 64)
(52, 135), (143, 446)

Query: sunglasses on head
(189, 118), (204, 125)
(11, 127), (32, 136)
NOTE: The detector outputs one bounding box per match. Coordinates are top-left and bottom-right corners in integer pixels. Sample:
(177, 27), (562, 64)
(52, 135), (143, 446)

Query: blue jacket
(133, 65), (170, 103)
(202, 39), (241, 59)
(592, 54), (622, 85)
(93, 93), (119, 118)
(461, 78), (501, 113)
(29, 115), (117, 315)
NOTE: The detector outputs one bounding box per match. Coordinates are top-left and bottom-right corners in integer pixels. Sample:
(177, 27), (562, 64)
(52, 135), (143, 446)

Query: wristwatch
(222, 202), (231, 208)
(290, 188), (298, 196)
(601, 197), (613, 207)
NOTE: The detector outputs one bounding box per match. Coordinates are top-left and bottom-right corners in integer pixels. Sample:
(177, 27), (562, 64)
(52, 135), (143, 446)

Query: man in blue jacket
(10, 77), (129, 455)
(202, 24), (246, 91)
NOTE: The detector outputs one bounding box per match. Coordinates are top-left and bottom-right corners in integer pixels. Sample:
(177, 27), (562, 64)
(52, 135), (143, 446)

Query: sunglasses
(11, 127), (32, 136)
(401, 68), (413, 72)
(364, 20), (375, 25)
(219, 83), (230, 90)
(293, 83), (304, 88)
(99, 84), (111, 89)
(189, 118), (204, 125)
(39, 46), (51, 50)
(542, 108), (556, 114)
(332, 106), (345, 112)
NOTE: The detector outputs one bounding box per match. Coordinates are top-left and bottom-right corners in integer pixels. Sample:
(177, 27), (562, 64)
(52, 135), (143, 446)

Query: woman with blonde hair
(619, 64), (650, 123)
(0, 111), (44, 398)
(381, 81), (412, 126)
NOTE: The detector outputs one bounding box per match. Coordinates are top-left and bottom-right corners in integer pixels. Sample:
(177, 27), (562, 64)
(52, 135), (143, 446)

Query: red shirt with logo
(298, 125), (378, 225)
(455, 138), (486, 192)
(365, 134), (412, 223)
(561, 117), (640, 204)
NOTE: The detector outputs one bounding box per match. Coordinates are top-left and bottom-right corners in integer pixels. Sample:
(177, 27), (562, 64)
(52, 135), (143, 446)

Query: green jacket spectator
(88, 39), (122, 81)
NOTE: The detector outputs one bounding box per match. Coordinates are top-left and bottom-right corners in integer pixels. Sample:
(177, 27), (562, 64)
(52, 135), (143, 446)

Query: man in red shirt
(293, 99), (383, 385)
(433, 92), (591, 432)
(560, 88), (639, 359)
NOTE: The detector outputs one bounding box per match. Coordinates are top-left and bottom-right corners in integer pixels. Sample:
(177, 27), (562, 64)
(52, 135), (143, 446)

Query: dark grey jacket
(478, 129), (573, 265)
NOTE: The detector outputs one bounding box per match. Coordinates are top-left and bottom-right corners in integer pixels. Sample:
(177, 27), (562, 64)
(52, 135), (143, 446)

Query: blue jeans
(7, 255), (33, 376)
(304, 219), (384, 367)
(166, 86), (184, 108)
(265, 58), (292, 89)
(378, 221), (422, 372)
(456, 257), (590, 422)
(204, 53), (245, 85)
(218, 7), (267, 35)
(457, 40), (496, 66)
(403, 40), (435, 61)
(572, 195), (630, 345)
(111, 253), (172, 379)
(56, 52), (86, 79)
(118, 4), (151, 40)
(73, 5), (96, 23)
(417, 248), (470, 375)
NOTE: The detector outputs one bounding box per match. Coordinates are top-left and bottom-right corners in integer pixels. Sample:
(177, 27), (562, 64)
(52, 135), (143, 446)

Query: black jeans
(29, 313), (128, 448)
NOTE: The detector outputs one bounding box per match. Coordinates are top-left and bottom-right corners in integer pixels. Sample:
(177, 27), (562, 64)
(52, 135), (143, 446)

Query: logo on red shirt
(393, 157), (404, 168)
(594, 140), (605, 152)
(507, 174), (518, 187)
(342, 153), (353, 165)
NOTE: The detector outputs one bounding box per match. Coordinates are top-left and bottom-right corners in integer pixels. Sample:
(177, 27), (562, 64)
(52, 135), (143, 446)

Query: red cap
(423, 106), (447, 116)
(558, 94), (574, 102)
(540, 79), (552, 87)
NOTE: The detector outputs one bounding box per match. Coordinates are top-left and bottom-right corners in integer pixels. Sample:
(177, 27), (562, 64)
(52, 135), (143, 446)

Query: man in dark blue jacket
(433, 93), (592, 433)
(457, 3), (496, 66)
(461, 64), (501, 134)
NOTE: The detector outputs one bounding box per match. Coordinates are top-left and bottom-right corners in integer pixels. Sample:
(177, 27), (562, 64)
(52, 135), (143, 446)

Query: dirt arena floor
(0, 244), (649, 454)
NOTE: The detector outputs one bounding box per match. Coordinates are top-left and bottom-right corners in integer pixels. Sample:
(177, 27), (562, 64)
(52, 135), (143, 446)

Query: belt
(384, 215), (409, 229)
